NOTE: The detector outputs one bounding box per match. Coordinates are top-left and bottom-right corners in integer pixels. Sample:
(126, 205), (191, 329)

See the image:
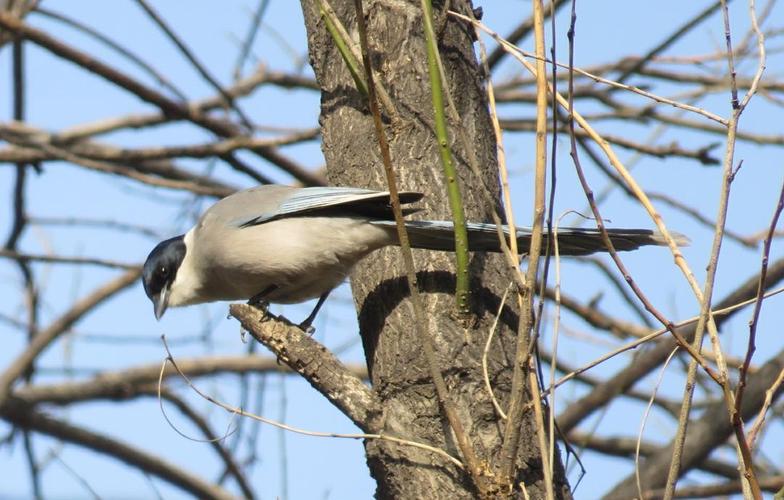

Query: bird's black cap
(142, 235), (185, 319)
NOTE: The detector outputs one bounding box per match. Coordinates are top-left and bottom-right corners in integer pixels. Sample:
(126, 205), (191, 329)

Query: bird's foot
(247, 285), (319, 335)
(294, 292), (329, 335)
(248, 290), (274, 316)
(247, 298), (270, 316)
(297, 320), (316, 335)
(273, 314), (315, 335)
(248, 294), (269, 308)
(247, 284), (280, 321)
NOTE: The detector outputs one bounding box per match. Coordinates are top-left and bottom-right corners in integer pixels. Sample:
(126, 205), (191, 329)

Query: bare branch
(229, 304), (380, 432)
(568, 432), (740, 480)
(0, 397), (235, 500)
(607, 345), (784, 497)
(0, 11), (323, 186)
(557, 258), (784, 433)
(0, 249), (138, 270)
(15, 355), (368, 405)
(0, 269), (142, 408)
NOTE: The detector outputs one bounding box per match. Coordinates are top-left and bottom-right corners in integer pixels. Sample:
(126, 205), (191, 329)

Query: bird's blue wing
(277, 187), (381, 216)
(238, 186), (423, 227)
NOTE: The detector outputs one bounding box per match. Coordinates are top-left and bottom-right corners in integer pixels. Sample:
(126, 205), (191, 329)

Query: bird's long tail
(371, 220), (688, 256)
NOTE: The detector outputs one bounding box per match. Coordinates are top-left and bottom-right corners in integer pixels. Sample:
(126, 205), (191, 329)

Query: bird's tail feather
(371, 220), (688, 256)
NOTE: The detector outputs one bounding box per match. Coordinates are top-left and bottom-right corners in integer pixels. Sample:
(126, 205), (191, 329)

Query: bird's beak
(153, 284), (170, 320)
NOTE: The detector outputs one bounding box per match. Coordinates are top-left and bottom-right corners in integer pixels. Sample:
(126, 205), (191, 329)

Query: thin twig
(451, 12), (727, 126)
(0, 125), (235, 197)
(737, 177), (784, 444)
(667, 1), (767, 496)
(635, 347), (679, 499)
(499, 0), (549, 493)
(34, 7), (187, 100)
(318, 0), (398, 120)
(160, 336), (465, 470)
(232, 0), (269, 82)
(747, 366), (784, 447)
(155, 387), (254, 500)
(481, 8), (724, 384)
(0, 249), (138, 270)
(485, 0), (569, 69)
(29, 216), (161, 239)
(482, 284), (511, 420)
(550, 285), (784, 412)
(0, 12), (320, 186)
(134, 0), (255, 130)
(14, 354), (368, 405)
(0, 128), (319, 162)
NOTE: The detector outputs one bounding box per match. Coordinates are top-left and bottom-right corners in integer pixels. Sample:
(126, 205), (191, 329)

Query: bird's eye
(158, 266), (167, 276)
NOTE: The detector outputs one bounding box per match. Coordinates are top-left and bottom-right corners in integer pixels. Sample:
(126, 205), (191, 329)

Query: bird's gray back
(199, 185), (296, 230)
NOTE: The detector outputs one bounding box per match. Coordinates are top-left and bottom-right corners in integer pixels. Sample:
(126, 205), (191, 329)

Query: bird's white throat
(166, 229), (205, 307)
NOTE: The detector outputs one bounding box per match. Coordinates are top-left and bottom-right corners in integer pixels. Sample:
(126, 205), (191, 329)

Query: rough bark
(300, 0), (570, 498)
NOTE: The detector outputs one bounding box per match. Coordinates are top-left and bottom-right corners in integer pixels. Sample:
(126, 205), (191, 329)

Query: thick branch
(229, 304), (380, 432)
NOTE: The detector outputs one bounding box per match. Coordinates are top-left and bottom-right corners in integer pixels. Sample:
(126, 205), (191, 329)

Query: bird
(142, 185), (684, 330)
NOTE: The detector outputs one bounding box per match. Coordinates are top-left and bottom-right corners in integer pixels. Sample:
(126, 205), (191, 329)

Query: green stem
(421, 0), (470, 314)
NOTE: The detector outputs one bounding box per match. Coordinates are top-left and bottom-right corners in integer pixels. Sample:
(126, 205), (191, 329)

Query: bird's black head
(142, 235), (185, 320)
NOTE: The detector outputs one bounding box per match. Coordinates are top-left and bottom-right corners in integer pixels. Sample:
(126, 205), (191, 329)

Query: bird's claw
(247, 288), (317, 334)
(298, 323), (316, 335)
(248, 298), (270, 312)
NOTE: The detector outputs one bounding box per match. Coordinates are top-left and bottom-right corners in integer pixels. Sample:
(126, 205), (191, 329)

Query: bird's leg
(248, 286), (329, 334)
(248, 284), (278, 316)
(298, 291), (331, 334)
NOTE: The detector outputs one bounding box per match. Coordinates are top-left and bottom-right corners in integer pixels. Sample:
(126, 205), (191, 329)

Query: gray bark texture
(300, 1), (571, 498)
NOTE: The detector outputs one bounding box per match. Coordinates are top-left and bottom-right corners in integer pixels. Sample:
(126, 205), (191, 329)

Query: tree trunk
(300, 1), (570, 497)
